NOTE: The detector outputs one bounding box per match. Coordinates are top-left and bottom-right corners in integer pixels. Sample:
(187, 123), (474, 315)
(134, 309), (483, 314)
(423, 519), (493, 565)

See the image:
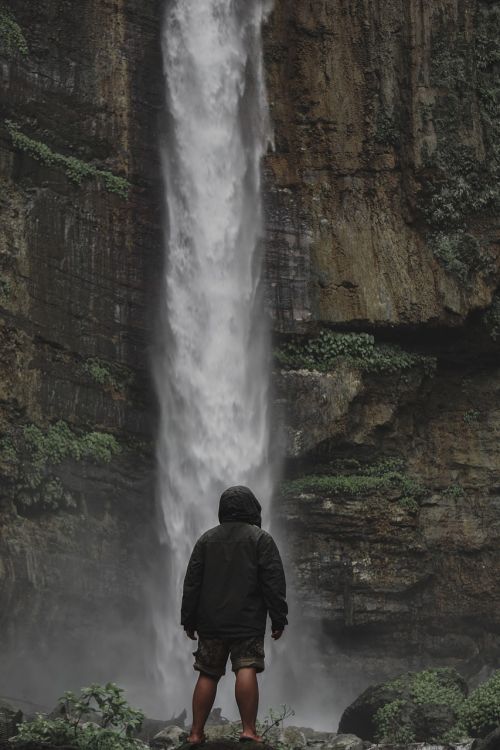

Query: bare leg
(235, 667), (262, 741)
(188, 672), (219, 743)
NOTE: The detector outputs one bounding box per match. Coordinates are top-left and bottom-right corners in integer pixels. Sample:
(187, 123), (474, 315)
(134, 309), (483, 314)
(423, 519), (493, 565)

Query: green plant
(0, 6), (28, 56)
(5, 121), (130, 198)
(418, 9), (500, 282)
(1, 420), (122, 512)
(275, 330), (435, 375)
(281, 458), (427, 510)
(22, 420), (122, 465)
(0, 275), (12, 299)
(458, 670), (500, 738)
(259, 705), (295, 740)
(81, 358), (134, 392)
(374, 699), (416, 744)
(11, 682), (147, 749)
(374, 669), (467, 743)
(443, 484), (465, 499)
(463, 409), (480, 425)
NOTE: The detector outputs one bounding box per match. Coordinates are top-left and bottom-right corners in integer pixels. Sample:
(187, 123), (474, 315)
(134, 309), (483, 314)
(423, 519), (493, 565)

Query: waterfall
(152, 0), (274, 714)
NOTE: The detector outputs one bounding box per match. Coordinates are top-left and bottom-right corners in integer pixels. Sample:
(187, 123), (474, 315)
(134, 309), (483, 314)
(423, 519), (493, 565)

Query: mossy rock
(338, 668), (468, 742)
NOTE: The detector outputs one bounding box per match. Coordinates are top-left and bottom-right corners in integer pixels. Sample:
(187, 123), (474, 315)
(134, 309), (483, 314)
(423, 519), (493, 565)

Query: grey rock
(0, 700), (22, 742)
(473, 728), (500, 750)
(152, 725), (188, 748)
(338, 669), (468, 742)
(325, 735), (364, 750)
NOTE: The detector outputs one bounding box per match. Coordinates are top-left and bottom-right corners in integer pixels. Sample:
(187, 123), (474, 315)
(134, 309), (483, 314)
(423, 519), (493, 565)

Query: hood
(218, 486), (262, 527)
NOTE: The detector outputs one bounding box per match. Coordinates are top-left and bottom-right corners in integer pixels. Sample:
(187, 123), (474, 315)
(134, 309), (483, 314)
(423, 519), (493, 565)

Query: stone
(278, 726), (308, 748)
(338, 669), (467, 742)
(324, 734), (364, 750)
(473, 727), (500, 750)
(0, 700), (22, 743)
(151, 724), (188, 748)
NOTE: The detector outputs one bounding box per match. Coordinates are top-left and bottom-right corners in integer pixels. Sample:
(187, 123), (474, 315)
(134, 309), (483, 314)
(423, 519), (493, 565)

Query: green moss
(81, 357), (134, 392)
(419, 8), (500, 282)
(281, 458), (427, 510)
(275, 330), (436, 375)
(5, 121), (130, 198)
(0, 7), (28, 57)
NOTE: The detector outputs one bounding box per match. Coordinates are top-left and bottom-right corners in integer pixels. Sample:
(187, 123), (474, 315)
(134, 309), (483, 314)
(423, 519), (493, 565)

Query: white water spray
(152, 0), (274, 715)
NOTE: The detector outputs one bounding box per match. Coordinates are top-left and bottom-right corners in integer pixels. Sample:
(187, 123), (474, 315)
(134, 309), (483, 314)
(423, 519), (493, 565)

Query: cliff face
(0, 0), (499, 714)
(0, 0), (164, 705)
(264, 0), (500, 329)
(264, 0), (500, 693)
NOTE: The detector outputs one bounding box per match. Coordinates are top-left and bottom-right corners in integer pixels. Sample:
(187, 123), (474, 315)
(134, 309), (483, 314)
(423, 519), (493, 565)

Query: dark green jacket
(181, 486), (288, 639)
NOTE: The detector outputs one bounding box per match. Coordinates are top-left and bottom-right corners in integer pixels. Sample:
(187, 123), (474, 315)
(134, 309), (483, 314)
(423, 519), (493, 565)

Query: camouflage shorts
(193, 636), (265, 678)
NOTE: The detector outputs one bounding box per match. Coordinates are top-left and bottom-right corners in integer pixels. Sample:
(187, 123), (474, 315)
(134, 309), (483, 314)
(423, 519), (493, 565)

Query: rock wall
(264, 0), (500, 696)
(0, 0), (164, 708)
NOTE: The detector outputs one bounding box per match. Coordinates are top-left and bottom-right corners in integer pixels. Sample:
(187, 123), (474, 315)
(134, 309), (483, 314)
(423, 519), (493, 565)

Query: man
(181, 485), (288, 744)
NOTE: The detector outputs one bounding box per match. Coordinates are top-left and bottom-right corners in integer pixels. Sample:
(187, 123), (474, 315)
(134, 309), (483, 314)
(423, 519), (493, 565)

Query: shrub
(275, 330), (435, 375)
(11, 682), (147, 749)
(81, 357), (134, 392)
(0, 7), (28, 57)
(374, 700), (416, 744)
(459, 670), (500, 738)
(281, 458), (427, 510)
(5, 121), (130, 198)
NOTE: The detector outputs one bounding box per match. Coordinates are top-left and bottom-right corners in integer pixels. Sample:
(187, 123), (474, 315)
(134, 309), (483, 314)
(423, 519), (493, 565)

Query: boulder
(0, 700), (22, 744)
(152, 724), (188, 748)
(473, 727), (500, 750)
(338, 668), (468, 742)
(324, 734), (364, 750)
(278, 726), (307, 748)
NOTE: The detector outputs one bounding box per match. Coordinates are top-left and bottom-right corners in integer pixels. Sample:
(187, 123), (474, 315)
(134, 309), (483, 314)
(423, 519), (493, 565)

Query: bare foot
(239, 733), (263, 743)
(186, 732), (206, 745)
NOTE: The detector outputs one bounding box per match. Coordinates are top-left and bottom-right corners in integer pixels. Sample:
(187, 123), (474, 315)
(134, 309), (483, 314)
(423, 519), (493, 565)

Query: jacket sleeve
(257, 533), (288, 630)
(181, 538), (205, 628)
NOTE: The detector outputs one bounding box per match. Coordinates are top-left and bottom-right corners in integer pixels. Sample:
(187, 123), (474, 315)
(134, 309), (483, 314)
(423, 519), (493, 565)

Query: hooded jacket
(180, 486), (288, 639)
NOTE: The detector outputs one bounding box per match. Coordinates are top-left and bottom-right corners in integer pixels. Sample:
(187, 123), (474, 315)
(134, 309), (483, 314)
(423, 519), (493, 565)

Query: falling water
(152, 0), (274, 714)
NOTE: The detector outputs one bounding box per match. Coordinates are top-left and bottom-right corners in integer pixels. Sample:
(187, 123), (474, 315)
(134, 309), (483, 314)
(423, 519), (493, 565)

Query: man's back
(184, 521), (285, 639)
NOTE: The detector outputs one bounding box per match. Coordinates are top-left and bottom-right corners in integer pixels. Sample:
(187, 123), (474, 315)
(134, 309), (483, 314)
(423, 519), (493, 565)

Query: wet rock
(279, 726), (307, 748)
(0, 700), (22, 744)
(325, 734), (364, 750)
(473, 727), (500, 750)
(151, 724), (188, 748)
(338, 669), (468, 742)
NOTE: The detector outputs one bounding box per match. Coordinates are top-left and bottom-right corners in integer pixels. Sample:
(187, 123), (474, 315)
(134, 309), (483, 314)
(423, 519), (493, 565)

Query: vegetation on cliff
(0, 6), (28, 57)
(5, 121), (130, 198)
(281, 458), (427, 513)
(0, 420), (123, 511)
(419, 5), (500, 282)
(275, 330), (436, 375)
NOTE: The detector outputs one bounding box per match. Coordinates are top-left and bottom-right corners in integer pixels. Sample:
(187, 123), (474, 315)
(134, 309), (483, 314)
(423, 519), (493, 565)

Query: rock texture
(263, 0), (500, 329)
(0, 0), (164, 706)
(265, 0), (500, 696)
